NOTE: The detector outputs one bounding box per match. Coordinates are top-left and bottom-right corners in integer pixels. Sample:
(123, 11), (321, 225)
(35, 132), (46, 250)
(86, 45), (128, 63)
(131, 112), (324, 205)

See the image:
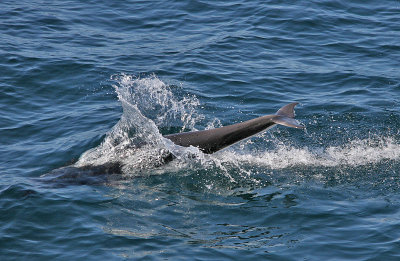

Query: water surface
(1, 0), (400, 260)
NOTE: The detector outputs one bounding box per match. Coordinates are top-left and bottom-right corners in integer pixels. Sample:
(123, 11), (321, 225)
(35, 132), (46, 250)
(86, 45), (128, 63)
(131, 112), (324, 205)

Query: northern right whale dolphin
(164, 102), (304, 154)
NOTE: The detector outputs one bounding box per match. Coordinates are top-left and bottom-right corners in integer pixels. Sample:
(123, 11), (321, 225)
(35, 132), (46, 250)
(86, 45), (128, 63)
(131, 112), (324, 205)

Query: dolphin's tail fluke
(272, 102), (305, 129)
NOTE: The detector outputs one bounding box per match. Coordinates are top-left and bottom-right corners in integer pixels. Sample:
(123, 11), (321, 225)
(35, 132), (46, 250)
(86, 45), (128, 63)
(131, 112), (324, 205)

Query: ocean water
(1, 0), (400, 260)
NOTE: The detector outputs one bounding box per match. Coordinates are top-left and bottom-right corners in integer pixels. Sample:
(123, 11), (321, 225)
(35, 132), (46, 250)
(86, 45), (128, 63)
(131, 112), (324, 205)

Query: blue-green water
(1, 1), (400, 260)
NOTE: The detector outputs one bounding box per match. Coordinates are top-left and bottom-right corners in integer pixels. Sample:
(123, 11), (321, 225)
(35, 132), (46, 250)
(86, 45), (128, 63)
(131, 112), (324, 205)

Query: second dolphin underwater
(44, 102), (304, 183)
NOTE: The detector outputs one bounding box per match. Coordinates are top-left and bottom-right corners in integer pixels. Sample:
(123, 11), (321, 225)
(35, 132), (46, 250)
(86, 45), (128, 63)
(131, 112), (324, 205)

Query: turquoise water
(1, 0), (400, 260)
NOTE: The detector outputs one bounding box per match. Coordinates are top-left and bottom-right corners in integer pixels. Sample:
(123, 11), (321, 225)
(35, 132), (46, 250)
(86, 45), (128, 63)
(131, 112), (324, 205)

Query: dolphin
(164, 102), (304, 154)
(42, 103), (304, 184)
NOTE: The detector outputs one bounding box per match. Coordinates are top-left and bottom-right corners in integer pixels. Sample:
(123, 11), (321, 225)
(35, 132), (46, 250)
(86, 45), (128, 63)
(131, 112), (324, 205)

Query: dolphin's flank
(164, 102), (304, 154)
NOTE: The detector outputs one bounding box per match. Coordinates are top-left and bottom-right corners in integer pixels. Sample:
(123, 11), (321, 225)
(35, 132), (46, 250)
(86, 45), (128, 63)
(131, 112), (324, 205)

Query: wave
(215, 137), (400, 169)
(75, 74), (203, 173)
(74, 74), (400, 179)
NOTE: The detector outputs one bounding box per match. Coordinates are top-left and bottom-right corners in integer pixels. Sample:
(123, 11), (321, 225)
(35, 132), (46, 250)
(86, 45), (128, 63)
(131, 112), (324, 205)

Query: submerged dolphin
(164, 102), (304, 154)
(43, 103), (304, 184)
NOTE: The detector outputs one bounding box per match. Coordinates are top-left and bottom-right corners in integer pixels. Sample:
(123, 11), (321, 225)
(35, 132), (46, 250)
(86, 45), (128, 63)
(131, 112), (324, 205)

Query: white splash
(75, 74), (400, 178)
(214, 137), (400, 169)
(75, 74), (202, 174)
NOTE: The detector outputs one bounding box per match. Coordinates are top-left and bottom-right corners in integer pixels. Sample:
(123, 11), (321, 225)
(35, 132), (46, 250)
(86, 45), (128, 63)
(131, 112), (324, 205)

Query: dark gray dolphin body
(43, 103), (304, 184)
(164, 102), (304, 154)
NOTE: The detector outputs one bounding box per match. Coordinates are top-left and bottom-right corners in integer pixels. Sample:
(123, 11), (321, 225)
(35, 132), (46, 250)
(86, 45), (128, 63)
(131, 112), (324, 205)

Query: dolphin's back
(164, 103), (304, 154)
